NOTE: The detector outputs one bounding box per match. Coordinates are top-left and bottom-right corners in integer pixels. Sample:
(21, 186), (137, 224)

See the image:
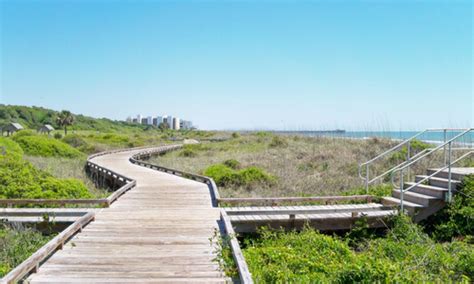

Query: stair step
(404, 182), (448, 199)
(415, 175), (461, 189)
(392, 189), (438, 207)
(381, 197), (425, 214)
(426, 169), (467, 181)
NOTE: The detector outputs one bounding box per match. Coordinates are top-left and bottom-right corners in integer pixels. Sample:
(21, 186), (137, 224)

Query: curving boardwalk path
(27, 148), (228, 283)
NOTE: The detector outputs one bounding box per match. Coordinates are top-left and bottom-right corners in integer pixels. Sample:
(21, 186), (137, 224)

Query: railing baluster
(447, 141), (452, 202)
(400, 169), (404, 214)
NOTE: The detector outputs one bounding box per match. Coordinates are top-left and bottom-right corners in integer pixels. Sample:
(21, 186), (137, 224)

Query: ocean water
(276, 130), (474, 146)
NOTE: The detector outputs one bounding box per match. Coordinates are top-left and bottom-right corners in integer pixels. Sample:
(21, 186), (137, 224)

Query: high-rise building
(154, 116), (163, 126)
(127, 115), (192, 129)
(173, 117), (180, 130)
(166, 115), (174, 129)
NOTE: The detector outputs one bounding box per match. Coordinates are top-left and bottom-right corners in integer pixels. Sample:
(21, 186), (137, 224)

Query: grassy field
(151, 132), (446, 198)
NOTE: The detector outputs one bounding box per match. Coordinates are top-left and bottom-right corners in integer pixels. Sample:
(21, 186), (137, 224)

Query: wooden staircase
(381, 167), (473, 222)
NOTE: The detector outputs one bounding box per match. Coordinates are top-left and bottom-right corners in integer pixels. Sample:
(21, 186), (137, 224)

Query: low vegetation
(0, 137), (93, 200)
(13, 134), (84, 158)
(153, 133), (444, 198)
(203, 164), (276, 189)
(214, 175), (474, 282)
(240, 216), (472, 283)
(0, 223), (52, 277)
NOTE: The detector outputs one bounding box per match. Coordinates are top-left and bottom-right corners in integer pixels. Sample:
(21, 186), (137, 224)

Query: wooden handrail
(220, 210), (253, 284)
(218, 195), (374, 206)
(1, 212), (95, 283)
(128, 146), (222, 207)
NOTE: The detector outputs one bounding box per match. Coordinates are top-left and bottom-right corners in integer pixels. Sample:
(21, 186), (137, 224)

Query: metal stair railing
(358, 128), (473, 193)
(389, 128), (473, 212)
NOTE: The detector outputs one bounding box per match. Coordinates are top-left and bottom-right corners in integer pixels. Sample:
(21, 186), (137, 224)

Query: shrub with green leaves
(0, 137), (24, 159)
(269, 135), (288, 148)
(0, 156), (92, 199)
(223, 159), (241, 169)
(389, 139), (431, 162)
(0, 138), (92, 200)
(13, 135), (83, 158)
(0, 224), (51, 277)
(240, 214), (473, 282)
(203, 164), (275, 189)
(422, 174), (474, 241)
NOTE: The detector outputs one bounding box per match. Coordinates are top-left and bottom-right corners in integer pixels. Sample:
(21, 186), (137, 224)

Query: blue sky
(0, 0), (472, 130)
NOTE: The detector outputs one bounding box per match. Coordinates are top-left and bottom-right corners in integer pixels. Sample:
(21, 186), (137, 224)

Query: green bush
(0, 156), (92, 199)
(203, 164), (275, 189)
(240, 215), (473, 282)
(203, 164), (236, 186)
(53, 132), (62, 139)
(0, 224), (51, 277)
(13, 135), (83, 158)
(389, 139), (431, 162)
(231, 132), (240, 139)
(223, 159), (241, 169)
(269, 135), (288, 148)
(0, 137), (24, 159)
(0, 138), (92, 200)
(179, 148), (197, 157)
(422, 175), (474, 241)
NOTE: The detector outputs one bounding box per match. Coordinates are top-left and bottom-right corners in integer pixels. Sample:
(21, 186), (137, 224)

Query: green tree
(158, 122), (169, 131)
(56, 110), (75, 135)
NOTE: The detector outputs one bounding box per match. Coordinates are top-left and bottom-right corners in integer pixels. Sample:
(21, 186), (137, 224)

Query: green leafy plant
(0, 223), (52, 277)
(223, 159), (241, 169)
(13, 135), (83, 158)
(203, 164), (275, 189)
(269, 135), (288, 148)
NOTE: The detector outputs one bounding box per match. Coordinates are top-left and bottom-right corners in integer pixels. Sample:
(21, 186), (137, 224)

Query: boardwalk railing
(1, 212), (95, 283)
(220, 210), (254, 284)
(129, 145), (222, 206)
(0, 147), (139, 208)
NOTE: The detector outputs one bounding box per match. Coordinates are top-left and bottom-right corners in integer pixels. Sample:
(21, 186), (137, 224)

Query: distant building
(38, 124), (54, 135)
(166, 115), (174, 129)
(2, 122), (24, 136)
(173, 117), (180, 130)
(180, 120), (193, 130)
(153, 116), (164, 126)
(146, 116), (153, 125)
(126, 114), (193, 130)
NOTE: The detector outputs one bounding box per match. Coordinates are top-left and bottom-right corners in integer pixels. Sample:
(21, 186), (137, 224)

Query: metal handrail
(358, 128), (473, 192)
(391, 128), (473, 178)
(389, 128), (473, 212)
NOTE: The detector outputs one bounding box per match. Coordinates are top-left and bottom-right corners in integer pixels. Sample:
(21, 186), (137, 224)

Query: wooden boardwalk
(27, 148), (228, 283)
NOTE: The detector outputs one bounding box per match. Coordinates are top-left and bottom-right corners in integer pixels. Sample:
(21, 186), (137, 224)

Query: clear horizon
(0, 1), (472, 130)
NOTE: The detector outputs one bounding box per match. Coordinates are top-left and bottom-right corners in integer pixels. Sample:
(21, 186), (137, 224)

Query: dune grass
(151, 133), (451, 198)
(25, 155), (109, 198)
